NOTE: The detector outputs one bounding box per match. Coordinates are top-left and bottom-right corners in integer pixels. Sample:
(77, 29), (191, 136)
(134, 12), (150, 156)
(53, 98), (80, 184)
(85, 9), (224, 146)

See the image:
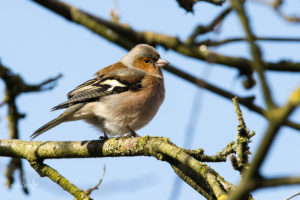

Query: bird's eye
(144, 59), (150, 63)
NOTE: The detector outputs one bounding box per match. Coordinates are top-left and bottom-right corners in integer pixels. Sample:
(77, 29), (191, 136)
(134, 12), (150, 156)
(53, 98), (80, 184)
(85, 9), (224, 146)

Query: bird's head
(120, 44), (169, 78)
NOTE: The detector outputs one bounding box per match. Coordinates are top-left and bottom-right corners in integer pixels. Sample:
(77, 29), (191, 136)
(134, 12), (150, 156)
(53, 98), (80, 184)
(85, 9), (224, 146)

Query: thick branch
(0, 137), (232, 199)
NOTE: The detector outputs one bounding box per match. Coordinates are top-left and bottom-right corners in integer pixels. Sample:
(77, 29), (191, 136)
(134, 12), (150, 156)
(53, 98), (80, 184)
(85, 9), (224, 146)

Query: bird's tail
(30, 103), (85, 139)
(30, 113), (68, 139)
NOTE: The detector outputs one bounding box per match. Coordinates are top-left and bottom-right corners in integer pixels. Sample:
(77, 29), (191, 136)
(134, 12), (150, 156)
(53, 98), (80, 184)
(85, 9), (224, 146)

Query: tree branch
(186, 7), (232, 43)
(164, 64), (300, 131)
(266, 0), (300, 23)
(22, 74), (62, 92)
(197, 36), (300, 46)
(29, 0), (300, 131)
(0, 136), (233, 199)
(31, 0), (300, 74)
(231, 0), (275, 109)
(0, 61), (62, 194)
(229, 86), (300, 200)
(85, 165), (106, 196)
(258, 176), (300, 188)
(5, 158), (29, 194)
(286, 192), (300, 200)
(231, 97), (254, 172)
(29, 160), (92, 200)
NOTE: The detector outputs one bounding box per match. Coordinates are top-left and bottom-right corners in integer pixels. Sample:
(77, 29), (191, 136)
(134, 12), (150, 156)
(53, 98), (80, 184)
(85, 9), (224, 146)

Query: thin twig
(231, 97), (253, 172)
(233, 97), (247, 128)
(259, 0), (300, 23)
(85, 165), (106, 196)
(286, 192), (300, 200)
(186, 7), (232, 42)
(29, 160), (92, 200)
(23, 74), (63, 92)
(197, 37), (300, 46)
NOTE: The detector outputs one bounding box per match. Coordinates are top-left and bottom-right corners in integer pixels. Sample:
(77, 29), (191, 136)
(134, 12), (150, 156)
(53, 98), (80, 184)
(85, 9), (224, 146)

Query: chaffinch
(31, 44), (168, 139)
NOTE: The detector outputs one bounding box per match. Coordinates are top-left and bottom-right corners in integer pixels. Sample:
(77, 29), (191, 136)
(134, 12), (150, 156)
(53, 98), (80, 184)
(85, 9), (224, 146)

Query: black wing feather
(52, 84), (112, 110)
(52, 68), (145, 111)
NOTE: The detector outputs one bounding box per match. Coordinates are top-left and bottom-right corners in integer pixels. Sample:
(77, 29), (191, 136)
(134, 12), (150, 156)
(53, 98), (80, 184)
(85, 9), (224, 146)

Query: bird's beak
(155, 58), (169, 68)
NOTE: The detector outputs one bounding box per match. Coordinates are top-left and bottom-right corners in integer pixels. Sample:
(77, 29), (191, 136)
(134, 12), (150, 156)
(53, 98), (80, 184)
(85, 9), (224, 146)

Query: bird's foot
(127, 127), (140, 137)
(99, 136), (108, 140)
(99, 132), (109, 140)
(129, 131), (140, 137)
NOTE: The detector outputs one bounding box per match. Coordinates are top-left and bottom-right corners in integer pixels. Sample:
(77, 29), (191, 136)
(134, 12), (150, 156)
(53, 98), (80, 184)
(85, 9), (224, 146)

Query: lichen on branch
(0, 136), (233, 200)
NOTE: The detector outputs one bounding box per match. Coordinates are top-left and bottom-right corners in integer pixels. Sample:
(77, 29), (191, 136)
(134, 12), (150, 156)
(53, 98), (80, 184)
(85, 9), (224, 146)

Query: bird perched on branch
(31, 44), (168, 139)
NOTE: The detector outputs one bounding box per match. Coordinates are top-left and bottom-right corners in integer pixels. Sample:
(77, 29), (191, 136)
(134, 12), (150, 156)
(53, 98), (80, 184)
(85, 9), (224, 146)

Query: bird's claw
(99, 132), (109, 140)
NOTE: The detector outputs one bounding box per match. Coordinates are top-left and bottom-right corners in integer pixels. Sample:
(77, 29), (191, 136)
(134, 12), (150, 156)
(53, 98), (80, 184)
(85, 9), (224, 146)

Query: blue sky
(0, 0), (299, 200)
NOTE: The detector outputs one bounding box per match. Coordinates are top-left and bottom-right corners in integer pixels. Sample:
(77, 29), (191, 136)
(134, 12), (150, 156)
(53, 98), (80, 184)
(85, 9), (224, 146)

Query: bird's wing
(66, 62), (127, 98)
(52, 67), (146, 111)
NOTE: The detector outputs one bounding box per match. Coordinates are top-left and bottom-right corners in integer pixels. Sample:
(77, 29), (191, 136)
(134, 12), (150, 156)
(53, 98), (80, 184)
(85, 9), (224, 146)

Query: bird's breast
(93, 77), (165, 135)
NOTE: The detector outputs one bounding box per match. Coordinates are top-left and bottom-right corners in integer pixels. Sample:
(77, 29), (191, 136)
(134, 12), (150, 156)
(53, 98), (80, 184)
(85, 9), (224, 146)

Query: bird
(31, 44), (168, 139)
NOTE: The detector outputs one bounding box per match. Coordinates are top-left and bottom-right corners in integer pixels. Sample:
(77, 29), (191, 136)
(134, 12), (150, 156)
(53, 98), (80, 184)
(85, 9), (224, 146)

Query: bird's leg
(127, 126), (140, 137)
(99, 131), (109, 140)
